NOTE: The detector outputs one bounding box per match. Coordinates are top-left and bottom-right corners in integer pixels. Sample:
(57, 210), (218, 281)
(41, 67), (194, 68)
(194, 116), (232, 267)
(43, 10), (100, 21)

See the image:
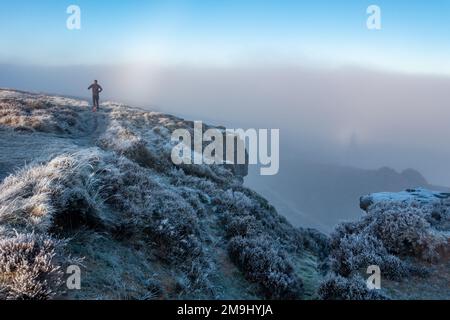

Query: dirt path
(72, 110), (109, 145)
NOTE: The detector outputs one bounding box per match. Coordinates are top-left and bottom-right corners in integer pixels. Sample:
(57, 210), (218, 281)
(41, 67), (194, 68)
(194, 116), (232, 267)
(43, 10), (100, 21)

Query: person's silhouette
(88, 80), (103, 112)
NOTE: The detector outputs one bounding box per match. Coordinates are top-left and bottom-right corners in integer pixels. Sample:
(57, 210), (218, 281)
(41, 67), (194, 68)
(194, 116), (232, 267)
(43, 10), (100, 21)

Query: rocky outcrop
(319, 188), (450, 300)
(360, 188), (450, 212)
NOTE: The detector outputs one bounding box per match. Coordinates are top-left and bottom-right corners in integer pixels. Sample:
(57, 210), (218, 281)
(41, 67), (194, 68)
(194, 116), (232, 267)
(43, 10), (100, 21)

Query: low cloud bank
(2, 63), (450, 185)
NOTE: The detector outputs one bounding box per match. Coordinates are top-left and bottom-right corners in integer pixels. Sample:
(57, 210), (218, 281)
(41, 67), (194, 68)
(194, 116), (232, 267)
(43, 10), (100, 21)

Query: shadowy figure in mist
(88, 80), (103, 112)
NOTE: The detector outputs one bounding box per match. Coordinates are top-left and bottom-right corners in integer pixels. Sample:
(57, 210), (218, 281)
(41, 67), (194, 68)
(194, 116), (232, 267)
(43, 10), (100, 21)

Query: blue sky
(1, 0), (450, 74)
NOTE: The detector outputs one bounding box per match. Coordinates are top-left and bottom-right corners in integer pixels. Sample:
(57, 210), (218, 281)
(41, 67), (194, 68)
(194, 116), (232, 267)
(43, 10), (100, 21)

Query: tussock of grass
(0, 96), (89, 134)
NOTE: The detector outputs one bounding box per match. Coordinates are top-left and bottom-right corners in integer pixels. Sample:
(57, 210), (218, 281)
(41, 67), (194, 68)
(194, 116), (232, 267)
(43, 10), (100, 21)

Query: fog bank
(2, 63), (450, 185)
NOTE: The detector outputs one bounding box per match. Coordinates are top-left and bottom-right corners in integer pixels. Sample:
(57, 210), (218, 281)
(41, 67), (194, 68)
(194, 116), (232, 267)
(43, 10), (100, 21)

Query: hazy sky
(1, 1), (450, 74)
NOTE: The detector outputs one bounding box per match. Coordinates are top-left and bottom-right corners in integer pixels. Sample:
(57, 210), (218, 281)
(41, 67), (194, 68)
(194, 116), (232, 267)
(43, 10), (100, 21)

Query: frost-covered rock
(360, 188), (450, 212)
(360, 188), (450, 235)
(319, 188), (450, 300)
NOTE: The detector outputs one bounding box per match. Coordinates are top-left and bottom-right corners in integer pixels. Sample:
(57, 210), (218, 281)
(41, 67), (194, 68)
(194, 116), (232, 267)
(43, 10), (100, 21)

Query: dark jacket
(88, 83), (103, 96)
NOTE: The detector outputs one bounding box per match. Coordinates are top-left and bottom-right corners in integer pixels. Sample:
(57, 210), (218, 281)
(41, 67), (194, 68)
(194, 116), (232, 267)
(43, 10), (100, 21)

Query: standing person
(88, 80), (103, 112)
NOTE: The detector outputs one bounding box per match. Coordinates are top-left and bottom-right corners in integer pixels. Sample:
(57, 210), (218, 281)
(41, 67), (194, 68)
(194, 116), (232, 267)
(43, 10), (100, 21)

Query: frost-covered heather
(319, 188), (450, 300)
(0, 89), (327, 300)
(0, 233), (64, 300)
(318, 273), (387, 300)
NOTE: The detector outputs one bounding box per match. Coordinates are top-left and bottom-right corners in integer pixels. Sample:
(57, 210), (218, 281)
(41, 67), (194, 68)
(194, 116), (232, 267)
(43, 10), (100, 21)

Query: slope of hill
(0, 89), (328, 299)
(0, 89), (448, 300)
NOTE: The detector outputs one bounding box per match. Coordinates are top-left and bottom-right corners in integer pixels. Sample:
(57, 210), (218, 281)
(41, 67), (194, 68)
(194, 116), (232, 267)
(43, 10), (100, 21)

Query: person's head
(94, 80), (98, 84)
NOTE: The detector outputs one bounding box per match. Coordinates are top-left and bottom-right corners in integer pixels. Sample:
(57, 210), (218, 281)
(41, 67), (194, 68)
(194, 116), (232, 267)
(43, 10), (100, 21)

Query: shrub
(367, 211), (440, 261)
(329, 232), (411, 279)
(326, 199), (441, 284)
(228, 236), (303, 299)
(318, 274), (387, 300)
